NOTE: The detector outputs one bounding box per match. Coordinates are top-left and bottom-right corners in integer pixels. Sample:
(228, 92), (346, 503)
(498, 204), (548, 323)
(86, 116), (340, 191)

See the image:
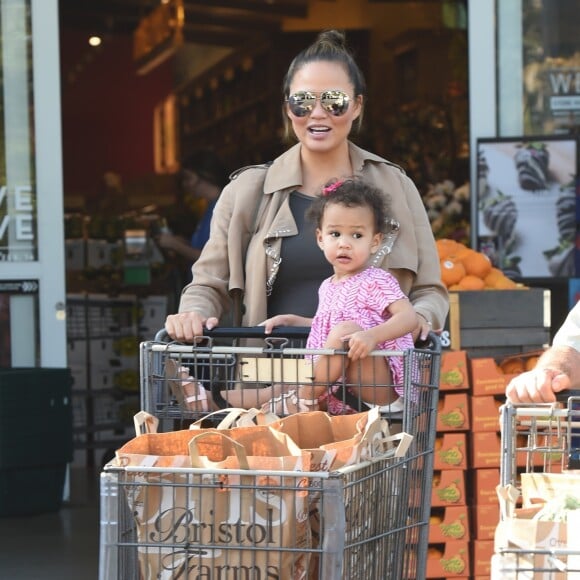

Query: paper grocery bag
(494, 516), (567, 580)
(115, 427), (198, 468)
(119, 427), (312, 580)
(567, 510), (580, 578)
(270, 407), (392, 470)
(270, 407), (412, 579)
(521, 472), (580, 507)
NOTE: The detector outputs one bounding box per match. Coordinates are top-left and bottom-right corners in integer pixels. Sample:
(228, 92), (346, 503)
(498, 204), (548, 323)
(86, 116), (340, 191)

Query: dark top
(267, 191), (333, 318)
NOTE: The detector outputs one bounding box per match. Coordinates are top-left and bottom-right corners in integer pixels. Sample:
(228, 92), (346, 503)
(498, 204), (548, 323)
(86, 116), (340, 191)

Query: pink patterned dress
(306, 266), (414, 412)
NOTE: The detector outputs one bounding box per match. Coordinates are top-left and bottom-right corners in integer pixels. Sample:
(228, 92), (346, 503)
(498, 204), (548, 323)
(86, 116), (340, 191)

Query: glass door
(0, 0), (65, 367)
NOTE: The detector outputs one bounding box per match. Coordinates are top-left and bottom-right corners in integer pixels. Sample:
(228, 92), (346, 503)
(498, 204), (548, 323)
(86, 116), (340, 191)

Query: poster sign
(0, 184), (37, 261)
(476, 135), (578, 278)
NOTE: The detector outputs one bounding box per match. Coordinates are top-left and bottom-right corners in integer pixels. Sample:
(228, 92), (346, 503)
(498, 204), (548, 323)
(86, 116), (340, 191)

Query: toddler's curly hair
(306, 177), (392, 234)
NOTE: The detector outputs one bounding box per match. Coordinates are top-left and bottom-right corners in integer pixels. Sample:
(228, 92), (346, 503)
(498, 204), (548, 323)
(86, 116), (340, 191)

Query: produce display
(436, 238), (524, 290)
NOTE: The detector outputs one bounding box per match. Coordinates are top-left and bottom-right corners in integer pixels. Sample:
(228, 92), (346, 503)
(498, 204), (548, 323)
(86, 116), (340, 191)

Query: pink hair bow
(322, 180), (344, 196)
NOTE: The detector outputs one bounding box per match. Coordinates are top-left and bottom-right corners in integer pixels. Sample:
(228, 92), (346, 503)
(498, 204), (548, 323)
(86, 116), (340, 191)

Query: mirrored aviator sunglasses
(286, 90), (351, 117)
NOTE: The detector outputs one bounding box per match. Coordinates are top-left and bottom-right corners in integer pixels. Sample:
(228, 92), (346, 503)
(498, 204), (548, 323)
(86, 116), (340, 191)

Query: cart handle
(155, 326), (311, 342)
(416, 331), (441, 353)
(155, 327), (442, 350)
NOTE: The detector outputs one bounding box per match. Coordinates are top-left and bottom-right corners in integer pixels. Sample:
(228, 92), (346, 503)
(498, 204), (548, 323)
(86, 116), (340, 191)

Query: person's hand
(413, 312), (432, 343)
(259, 314), (310, 334)
(165, 311), (219, 342)
(342, 330), (376, 360)
(505, 367), (571, 403)
(156, 232), (180, 250)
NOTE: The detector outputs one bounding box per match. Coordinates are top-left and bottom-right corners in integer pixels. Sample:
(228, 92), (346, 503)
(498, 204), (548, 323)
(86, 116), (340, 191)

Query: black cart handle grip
(154, 326), (311, 342)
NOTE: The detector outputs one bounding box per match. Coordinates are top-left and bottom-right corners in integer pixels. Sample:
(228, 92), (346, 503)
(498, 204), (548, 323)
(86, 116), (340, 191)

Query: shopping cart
(496, 396), (580, 578)
(140, 326), (436, 431)
(99, 331), (441, 580)
(139, 326), (312, 431)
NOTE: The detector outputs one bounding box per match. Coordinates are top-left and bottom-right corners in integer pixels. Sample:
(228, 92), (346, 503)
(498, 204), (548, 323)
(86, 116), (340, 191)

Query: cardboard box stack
(468, 355), (504, 579)
(67, 292), (168, 466)
(429, 286), (551, 578)
(427, 349), (471, 578)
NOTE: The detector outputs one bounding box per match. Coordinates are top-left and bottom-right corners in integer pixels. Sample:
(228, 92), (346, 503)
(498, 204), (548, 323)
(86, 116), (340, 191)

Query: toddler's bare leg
(312, 321), (398, 406)
(346, 357), (397, 406)
(313, 321), (361, 387)
(220, 384), (286, 408)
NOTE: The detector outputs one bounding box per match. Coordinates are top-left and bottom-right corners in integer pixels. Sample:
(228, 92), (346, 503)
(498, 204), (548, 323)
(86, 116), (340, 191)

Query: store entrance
(58, 1), (469, 467)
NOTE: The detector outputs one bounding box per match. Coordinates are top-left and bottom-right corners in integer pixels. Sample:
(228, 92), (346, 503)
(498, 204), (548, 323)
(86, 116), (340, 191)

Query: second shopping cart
(494, 396), (580, 578)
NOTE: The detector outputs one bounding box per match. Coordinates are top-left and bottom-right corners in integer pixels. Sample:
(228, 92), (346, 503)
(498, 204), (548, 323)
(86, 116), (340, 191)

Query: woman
(165, 29), (448, 343)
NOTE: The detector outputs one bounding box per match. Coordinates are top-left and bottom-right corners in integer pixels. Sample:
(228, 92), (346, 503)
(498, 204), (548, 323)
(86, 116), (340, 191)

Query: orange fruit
(436, 239), (462, 261)
(484, 267), (504, 288)
(440, 259), (466, 287)
(500, 358), (525, 374)
(463, 251), (492, 279)
(525, 356), (540, 371)
(456, 275), (485, 291)
(449, 245), (474, 262)
(494, 275), (518, 290)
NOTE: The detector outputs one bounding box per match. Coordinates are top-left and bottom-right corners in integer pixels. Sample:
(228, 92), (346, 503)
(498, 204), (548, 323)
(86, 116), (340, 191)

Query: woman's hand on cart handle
(415, 311), (435, 343)
(165, 311), (219, 343)
(506, 367), (571, 404)
(157, 324), (312, 342)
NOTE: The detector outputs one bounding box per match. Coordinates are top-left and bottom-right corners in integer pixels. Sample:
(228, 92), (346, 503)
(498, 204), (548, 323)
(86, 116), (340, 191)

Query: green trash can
(0, 367), (73, 516)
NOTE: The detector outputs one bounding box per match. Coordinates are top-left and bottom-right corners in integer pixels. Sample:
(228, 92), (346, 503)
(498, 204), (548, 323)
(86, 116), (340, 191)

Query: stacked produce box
(427, 349), (471, 578)
(430, 239), (552, 578)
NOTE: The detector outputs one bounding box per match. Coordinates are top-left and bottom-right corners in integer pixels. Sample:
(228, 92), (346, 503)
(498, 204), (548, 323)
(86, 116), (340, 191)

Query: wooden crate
(445, 289), (551, 357)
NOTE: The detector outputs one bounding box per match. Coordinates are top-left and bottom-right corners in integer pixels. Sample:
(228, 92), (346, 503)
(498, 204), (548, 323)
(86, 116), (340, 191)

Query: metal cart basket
(99, 332), (441, 580)
(139, 327), (436, 430)
(497, 397), (580, 578)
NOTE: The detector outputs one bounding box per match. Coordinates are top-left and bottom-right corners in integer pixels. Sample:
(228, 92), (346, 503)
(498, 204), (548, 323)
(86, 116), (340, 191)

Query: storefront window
(498, 0), (580, 136)
(0, 0), (36, 262)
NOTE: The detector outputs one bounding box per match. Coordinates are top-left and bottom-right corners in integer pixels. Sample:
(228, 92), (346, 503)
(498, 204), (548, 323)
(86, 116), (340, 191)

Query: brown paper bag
(118, 426), (312, 580)
(270, 407), (412, 579)
(521, 472), (580, 507)
(270, 407), (403, 470)
(494, 516), (568, 579)
(494, 480), (580, 580)
(187, 407), (279, 429)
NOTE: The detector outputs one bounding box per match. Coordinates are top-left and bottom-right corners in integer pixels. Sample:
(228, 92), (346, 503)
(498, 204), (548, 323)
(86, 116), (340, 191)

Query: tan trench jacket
(179, 142), (449, 329)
